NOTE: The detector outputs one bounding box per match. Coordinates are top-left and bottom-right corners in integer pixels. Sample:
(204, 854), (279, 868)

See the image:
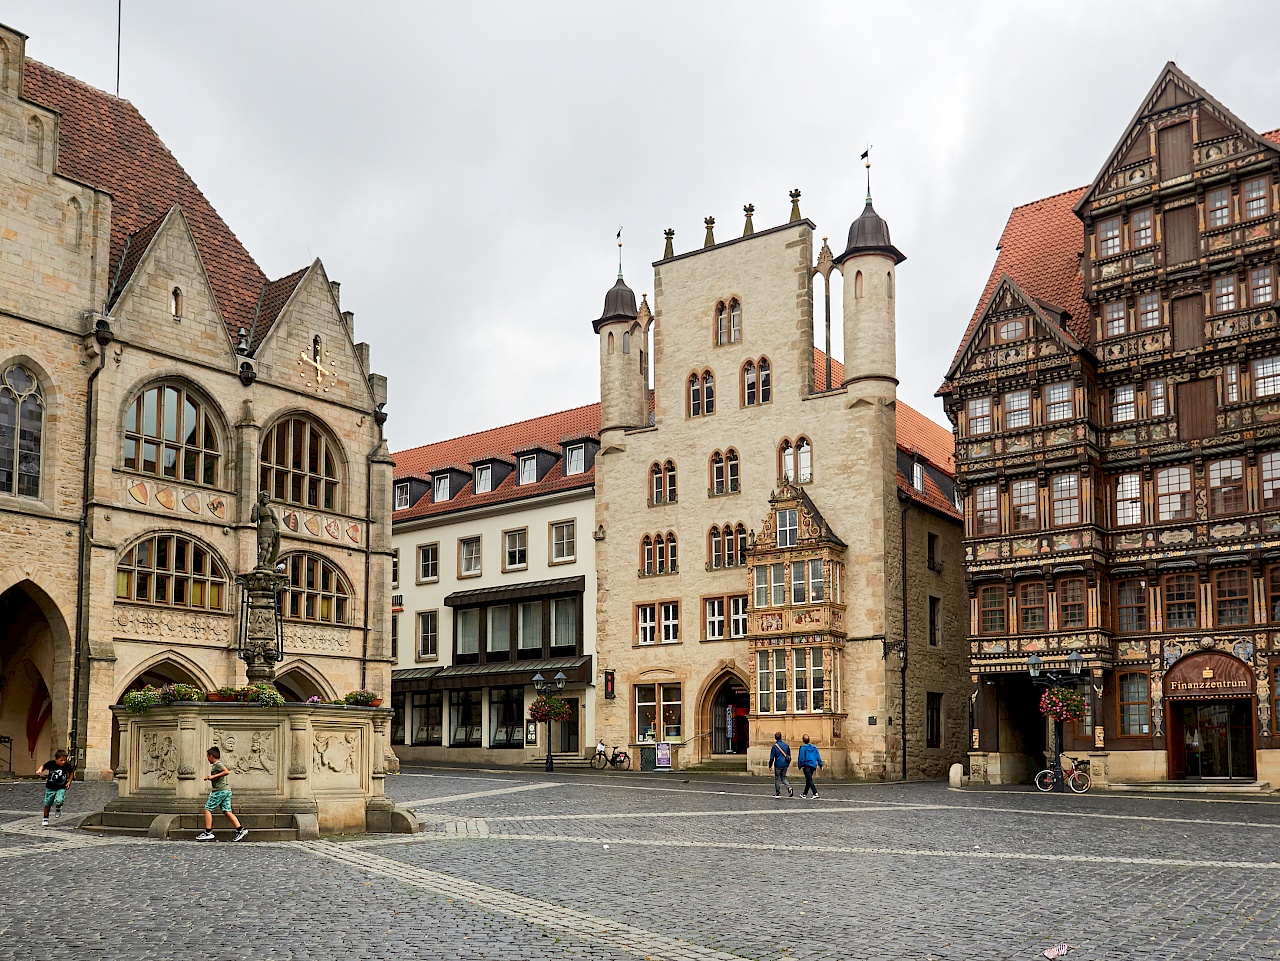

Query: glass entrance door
(1177, 701), (1255, 779)
(711, 682), (750, 754)
(555, 697), (579, 754)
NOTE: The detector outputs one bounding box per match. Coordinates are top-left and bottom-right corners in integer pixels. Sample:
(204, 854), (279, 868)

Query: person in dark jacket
(768, 732), (793, 798)
(797, 734), (824, 798)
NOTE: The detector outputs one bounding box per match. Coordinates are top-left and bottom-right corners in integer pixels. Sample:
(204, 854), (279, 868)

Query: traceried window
(1116, 579), (1148, 634)
(1059, 578), (1086, 629)
(1149, 379), (1167, 417)
(1215, 568), (1251, 626)
(1119, 673), (1151, 736)
(1132, 208), (1153, 248)
(650, 460), (677, 505)
(1098, 217), (1121, 257)
(776, 508), (798, 548)
(1051, 474), (1080, 526)
(1138, 293), (1160, 329)
(1004, 391), (1030, 429)
(0, 364), (43, 498)
(1244, 177), (1269, 220)
(716, 303), (728, 345)
(1263, 452), (1280, 509)
(779, 441), (794, 482)
(967, 396), (992, 435)
(125, 383), (221, 487)
(703, 371), (715, 414)
(116, 533), (227, 611)
(979, 585), (1005, 634)
(1111, 385), (1136, 423)
(1251, 267), (1274, 306)
(729, 300), (742, 343)
(1209, 459), (1245, 516)
(1163, 573), (1198, 630)
(1011, 479), (1038, 532)
(1115, 473), (1142, 527)
(1214, 275), (1236, 313)
(282, 552), (351, 624)
(758, 358), (771, 403)
(1208, 187), (1231, 228)
(688, 371), (715, 416)
(1156, 467), (1192, 521)
(260, 417), (338, 509)
(974, 484), (999, 536)
(743, 361), (757, 406)
(1104, 301), (1126, 337)
(1018, 581), (1046, 632)
(1255, 357), (1280, 398)
(1045, 382), (1073, 422)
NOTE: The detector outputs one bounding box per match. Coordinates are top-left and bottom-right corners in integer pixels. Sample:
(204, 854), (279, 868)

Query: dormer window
(518, 455), (537, 485)
(434, 475), (450, 502)
(566, 444), (585, 475)
(394, 483), (410, 510)
(474, 464), (492, 494)
(777, 508), (798, 548)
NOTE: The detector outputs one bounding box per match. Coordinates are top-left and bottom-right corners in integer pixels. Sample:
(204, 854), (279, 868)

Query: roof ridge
(392, 400), (601, 458)
(24, 57), (127, 103)
(1009, 184), (1089, 213)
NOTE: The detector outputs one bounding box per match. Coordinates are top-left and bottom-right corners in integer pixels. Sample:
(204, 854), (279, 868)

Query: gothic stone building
(945, 64), (1280, 786)
(0, 25), (393, 777)
(592, 196), (967, 778)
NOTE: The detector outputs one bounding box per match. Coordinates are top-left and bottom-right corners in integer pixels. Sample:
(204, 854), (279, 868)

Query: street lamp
(1025, 651), (1087, 792)
(532, 671), (567, 773)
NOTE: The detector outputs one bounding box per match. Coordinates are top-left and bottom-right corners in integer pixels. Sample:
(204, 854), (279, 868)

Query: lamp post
(1026, 651), (1084, 792)
(532, 671), (567, 773)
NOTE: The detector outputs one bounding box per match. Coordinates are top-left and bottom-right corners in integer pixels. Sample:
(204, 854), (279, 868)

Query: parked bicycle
(1035, 755), (1091, 794)
(591, 741), (631, 770)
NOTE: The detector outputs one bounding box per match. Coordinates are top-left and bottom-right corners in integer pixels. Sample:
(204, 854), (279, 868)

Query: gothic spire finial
(743, 204), (755, 237)
(788, 189), (802, 223)
(861, 145), (873, 204)
(616, 226), (623, 279)
(663, 228), (674, 260)
(704, 216), (716, 248)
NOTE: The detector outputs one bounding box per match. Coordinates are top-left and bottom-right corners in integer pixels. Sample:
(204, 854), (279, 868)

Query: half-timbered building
(944, 64), (1280, 786)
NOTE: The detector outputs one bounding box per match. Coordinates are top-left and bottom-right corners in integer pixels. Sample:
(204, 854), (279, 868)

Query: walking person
(35, 750), (75, 826)
(797, 734), (824, 798)
(196, 747), (248, 842)
(768, 732), (793, 798)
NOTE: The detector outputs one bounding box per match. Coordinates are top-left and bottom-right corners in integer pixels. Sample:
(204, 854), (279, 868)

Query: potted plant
(528, 694), (572, 724)
(207, 686), (240, 703)
(160, 682), (204, 703)
(344, 690), (382, 708)
(241, 682), (285, 707)
(122, 685), (162, 714)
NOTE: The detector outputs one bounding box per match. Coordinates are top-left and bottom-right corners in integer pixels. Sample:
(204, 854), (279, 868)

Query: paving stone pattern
(1, 772), (1279, 960)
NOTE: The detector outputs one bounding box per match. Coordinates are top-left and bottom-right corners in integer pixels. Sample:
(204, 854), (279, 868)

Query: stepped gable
(393, 402), (601, 520)
(22, 59), (304, 350)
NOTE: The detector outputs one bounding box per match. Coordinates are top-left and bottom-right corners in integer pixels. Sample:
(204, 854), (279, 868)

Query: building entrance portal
(555, 697), (580, 754)
(0, 584), (64, 775)
(710, 679), (750, 755)
(1169, 701), (1255, 780)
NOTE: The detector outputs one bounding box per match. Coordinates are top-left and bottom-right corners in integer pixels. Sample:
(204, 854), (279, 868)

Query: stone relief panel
(139, 729), (179, 788)
(286, 624), (357, 656)
(114, 605), (234, 645)
(312, 729), (362, 788)
(211, 727), (279, 790)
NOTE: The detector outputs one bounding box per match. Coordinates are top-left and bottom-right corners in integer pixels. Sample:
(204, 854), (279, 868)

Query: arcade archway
(0, 582), (67, 775)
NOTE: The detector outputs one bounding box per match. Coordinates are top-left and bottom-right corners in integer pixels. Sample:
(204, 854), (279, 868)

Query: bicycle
(590, 742), (631, 770)
(1034, 756), (1091, 794)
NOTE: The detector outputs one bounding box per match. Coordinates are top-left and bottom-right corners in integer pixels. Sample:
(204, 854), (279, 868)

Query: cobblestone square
(2, 769), (1279, 960)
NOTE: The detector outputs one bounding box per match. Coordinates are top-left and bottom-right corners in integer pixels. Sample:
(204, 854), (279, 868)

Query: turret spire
(616, 226), (623, 279)
(862, 145), (872, 203)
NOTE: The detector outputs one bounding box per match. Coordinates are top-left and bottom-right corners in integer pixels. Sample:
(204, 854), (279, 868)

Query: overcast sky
(12, 1), (1280, 452)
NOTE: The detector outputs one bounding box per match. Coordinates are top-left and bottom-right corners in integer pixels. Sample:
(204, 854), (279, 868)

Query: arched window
(735, 523), (748, 566)
(796, 438), (812, 483)
(887, 271), (894, 299)
(170, 287), (182, 318)
(608, 332), (615, 354)
(124, 383), (221, 487)
(621, 330), (630, 354)
(655, 534), (667, 573)
(282, 552), (351, 624)
(116, 533), (227, 611)
(721, 524), (735, 567)
(689, 374), (702, 417)
(0, 364), (44, 498)
(758, 358), (772, 403)
(779, 440), (795, 483)
(665, 460), (677, 503)
(711, 451), (725, 495)
(666, 532), (678, 571)
(716, 302), (728, 345)
(61, 198), (83, 248)
(650, 463), (663, 505)
(710, 528), (722, 569)
(729, 300), (741, 342)
(702, 371), (716, 414)
(650, 461), (677, 505)
(743, 361), (757, 406)
(854, 270), (864, 299)
(642, 535), (654, 575)
(260, 416), (339, 509)
(726, 449), (739, 492)
(26, 116), (43, 168)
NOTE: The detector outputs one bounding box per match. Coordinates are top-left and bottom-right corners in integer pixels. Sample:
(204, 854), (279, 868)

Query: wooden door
(1172, 295), (1204, 351)
(1158, 122), (1193, 181)
(1164, 206), (1199, 266)
(1176, 378), (1218, 440)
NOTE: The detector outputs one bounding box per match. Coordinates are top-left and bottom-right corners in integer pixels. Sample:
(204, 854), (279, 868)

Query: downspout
(898, 489), (909, 781)
(70, 315), (114, 767)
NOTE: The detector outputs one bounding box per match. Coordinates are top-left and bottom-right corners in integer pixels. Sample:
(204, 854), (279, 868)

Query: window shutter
(1176, 378), (1218, 441)
(1158, 122), (1193, 181)
(1172, 295), (1204, 351)
(1164, 206), (1198, 267)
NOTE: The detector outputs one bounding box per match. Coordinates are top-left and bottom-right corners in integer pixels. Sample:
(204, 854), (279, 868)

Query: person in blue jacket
(768, 732), (793, 798)
(797, 734), (824, 798)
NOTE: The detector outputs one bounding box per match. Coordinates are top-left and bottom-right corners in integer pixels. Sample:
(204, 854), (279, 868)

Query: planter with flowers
(344, 690), (383, 708)
(1039, 686), (1087, 723)
(528, 694), (572, 724)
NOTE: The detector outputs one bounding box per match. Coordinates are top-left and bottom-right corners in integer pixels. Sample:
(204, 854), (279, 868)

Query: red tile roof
(22, 58), (304, 350)
(896, 399), (955, 475)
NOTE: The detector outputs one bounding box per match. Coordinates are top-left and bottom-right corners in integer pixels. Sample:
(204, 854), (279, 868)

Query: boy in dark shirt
(35, 750), (75, 826)
(196, 746), (247, 842)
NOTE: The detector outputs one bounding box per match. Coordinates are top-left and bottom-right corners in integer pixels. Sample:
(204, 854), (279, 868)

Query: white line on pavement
(400, 781), (560, 808)
(392, 773), (517, 782)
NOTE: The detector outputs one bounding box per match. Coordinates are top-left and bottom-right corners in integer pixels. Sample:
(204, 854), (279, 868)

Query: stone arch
(116, 370), (234, 486)
(60, 197), (83, 248)
(0, 578), (74, 773)
(696, 665), (752, 760)
(112, 650), (217, 703)
(259, 407), (351, 505)
(275, 659), (337, 702)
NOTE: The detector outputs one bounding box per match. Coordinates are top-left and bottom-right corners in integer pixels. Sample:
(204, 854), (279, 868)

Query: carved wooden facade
(945, 64), (1280, 784)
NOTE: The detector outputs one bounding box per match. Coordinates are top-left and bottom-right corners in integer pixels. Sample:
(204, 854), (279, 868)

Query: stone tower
(835, 198), (905, 402)
(593, 272), (647, 436)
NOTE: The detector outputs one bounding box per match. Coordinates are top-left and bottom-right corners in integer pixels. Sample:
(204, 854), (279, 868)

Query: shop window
(1118, 673), (1151, 736)
(488, 686), (524, 749)
(411, 691), (443, 746)
(1077, 688), (1094, 738)
(449, 690), (482, 747)
(926, 693), (943, 749)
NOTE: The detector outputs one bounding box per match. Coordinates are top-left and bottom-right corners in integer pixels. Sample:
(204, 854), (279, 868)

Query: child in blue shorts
(196, 746), (247, 842)
(36, 750), (75, 826)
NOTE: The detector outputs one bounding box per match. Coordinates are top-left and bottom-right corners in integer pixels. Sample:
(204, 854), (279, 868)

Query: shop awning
(392, 655), (593, 692)
(443, 576), (585, 609)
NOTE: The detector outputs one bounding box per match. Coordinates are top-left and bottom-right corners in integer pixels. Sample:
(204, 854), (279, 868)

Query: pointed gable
(754, 482), (847, 552)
